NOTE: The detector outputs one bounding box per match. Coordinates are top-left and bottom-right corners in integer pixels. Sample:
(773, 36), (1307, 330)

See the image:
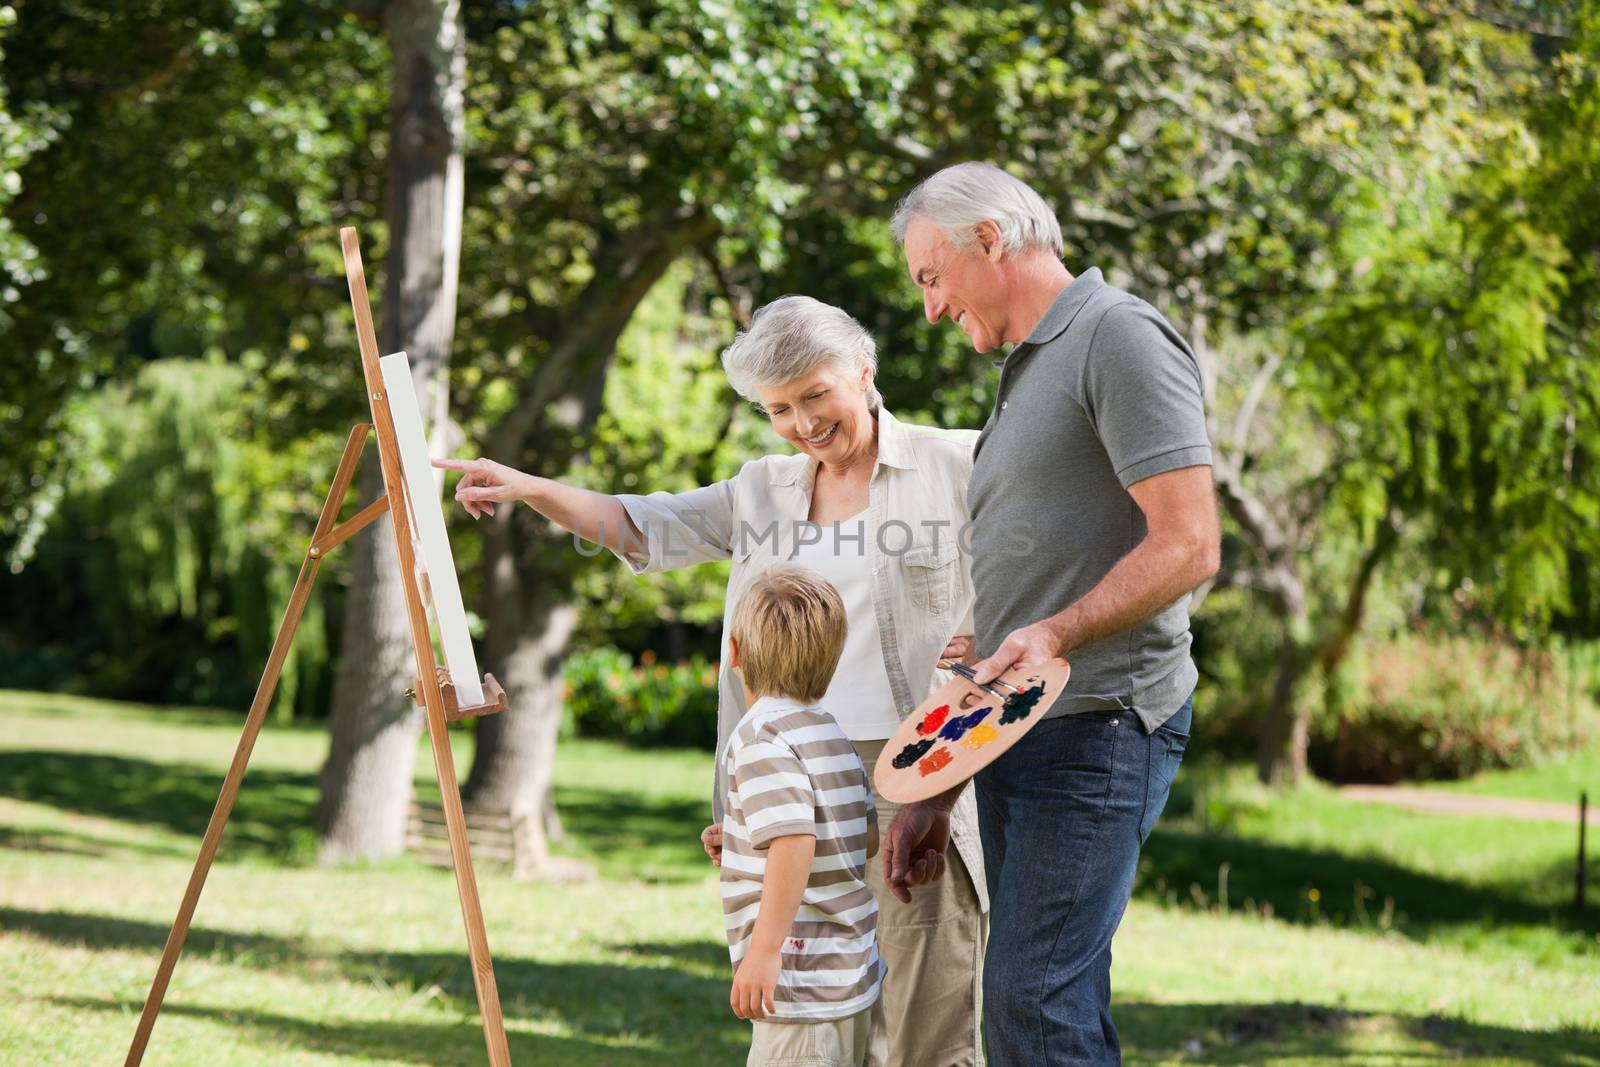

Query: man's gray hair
(722, 295), (883, 412)
(890, 161), (1063, 258)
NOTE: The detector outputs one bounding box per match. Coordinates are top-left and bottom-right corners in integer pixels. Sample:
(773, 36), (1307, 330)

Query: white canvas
(379, 351), (485, 708)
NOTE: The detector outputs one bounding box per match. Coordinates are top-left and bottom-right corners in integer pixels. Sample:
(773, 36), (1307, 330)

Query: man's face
(904, 215), (1010, 353)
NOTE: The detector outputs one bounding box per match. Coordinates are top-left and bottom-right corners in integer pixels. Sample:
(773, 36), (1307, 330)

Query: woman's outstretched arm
(433, 457), (643, 555)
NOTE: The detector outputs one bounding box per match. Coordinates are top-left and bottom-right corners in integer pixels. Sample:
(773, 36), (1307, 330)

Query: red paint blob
(918, 748), (954, 776)
(917, 704), (951, 735)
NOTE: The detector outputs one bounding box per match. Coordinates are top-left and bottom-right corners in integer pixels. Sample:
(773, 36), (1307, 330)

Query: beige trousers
(854, 739), (987, 1067)
(749, 1007), (873, 1067)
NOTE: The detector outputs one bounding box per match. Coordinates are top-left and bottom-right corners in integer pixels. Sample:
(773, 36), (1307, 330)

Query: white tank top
(790, 519), (901, 740)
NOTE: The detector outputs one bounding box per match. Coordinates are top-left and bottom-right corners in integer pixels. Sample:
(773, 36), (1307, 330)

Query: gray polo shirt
(968, 267), (1211, 733)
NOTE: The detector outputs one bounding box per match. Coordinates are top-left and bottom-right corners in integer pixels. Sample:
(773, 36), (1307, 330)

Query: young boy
(702, 565), (883, 1067)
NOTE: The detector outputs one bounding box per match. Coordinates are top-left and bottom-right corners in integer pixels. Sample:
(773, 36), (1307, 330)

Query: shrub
(563, 646), (720, 749)
(1311, 632), (1595, 783)
(1, 359), (343, 720)
(1190, 587), (1286, 759)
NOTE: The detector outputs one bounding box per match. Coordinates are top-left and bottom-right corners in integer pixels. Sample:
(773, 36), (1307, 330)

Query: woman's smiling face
(756, 363), (876, 466)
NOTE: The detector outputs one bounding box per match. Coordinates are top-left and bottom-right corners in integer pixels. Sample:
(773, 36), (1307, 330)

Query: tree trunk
(455, 212), (719, 876)
(1256, 629), (1314, 786)
(315, 463), (423, 860)
(458, 385), (604, 881)
(1254, 516), (1400, 786)
(461, 508), (579, 878)
(316, 0), (465, 863)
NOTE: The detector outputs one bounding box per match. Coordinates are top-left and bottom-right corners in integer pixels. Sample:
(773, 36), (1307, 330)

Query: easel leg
(424, 707), (514, 1065)
(126, 425), (375, 1067)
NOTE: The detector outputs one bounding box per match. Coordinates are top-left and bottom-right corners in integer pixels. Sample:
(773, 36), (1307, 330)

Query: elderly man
(882, 162), (1220, 1065)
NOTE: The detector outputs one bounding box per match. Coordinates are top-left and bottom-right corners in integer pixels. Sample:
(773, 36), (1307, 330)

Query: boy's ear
(727, 635), (741, 671)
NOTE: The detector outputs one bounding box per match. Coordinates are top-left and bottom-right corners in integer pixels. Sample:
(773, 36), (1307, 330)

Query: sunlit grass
(1429, 744), (1600, 807)
(1, 689), (1596, 1066)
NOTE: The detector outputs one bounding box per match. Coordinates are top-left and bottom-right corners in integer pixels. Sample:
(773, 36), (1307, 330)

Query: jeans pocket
(1139, 707), (1192, 843)
(1156, 726), (1189, 793)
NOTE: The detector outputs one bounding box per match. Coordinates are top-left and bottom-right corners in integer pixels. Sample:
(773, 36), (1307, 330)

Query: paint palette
(873, 658), (1071, 803)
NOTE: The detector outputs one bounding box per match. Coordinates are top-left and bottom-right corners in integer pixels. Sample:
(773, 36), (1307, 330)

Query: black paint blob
(999, 682), (1047, 725)
(891, 737), (936, 769)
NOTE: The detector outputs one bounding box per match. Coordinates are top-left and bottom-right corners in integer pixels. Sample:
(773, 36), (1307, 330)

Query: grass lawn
(1, 688), (1596, 1066)
(1426, 745), (1600, 808)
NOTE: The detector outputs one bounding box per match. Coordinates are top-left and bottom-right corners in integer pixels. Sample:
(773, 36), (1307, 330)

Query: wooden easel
(124, 228), (515, 1066)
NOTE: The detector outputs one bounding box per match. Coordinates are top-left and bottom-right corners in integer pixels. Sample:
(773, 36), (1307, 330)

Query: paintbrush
(944, 661), (1022, 698)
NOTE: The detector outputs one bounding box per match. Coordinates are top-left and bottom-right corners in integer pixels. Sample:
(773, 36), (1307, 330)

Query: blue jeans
(974, 695), (1192, 1066)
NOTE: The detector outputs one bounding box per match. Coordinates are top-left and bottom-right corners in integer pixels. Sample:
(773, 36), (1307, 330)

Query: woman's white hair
(890, 161), (1063, 259)
(721, 295), (883, 413)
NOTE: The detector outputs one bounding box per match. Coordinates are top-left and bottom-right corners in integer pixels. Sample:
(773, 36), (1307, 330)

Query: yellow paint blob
(961, 724), (999, 750)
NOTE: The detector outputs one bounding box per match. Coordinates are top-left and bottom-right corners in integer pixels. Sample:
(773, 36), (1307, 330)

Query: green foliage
(562, 646), (719, 749)
(0, 359), (346, 719)
(0, 0), (383, 545)
(562, 262), (766, 654)
(1193, 524), (1432, 756)
(5, 0), (1598, 761)
(1312, 631), (1596, 783)
(1191, 586), (1293, 756)
(1295, 156), (1596, 628)
(451, 0), (933, 413)
(1275, 6), (1600, 638)
(0, 4), (55, 330)
(1186, 5), (1599, 786)
(1532, 4), (1600, 632)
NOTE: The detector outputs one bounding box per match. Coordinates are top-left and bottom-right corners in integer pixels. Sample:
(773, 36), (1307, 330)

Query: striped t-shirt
(719, 695), (883, 1022)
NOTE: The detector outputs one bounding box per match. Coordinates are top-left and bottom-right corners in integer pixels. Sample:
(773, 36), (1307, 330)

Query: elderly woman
(438, 296), (986, 1067)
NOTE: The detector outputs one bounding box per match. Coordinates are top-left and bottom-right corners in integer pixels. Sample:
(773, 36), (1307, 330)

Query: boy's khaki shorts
(748, 1006), (872, 1067)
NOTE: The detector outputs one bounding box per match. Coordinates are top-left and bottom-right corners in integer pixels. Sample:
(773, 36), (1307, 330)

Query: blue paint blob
(938, 705), (994, 742)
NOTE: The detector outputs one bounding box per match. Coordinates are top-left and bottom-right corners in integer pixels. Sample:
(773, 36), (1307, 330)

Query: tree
(1530, 0), (1600, 635)
(0, 0), (466, 856)
(440, 0), (926, 870)
(0, 2), (381, 558)
(0, 357), (347, 714)
(1202, 7), (1600, 782)
(314, 0), (469, 862)
(0, 3), (389, 721)
(0, 1), (59, 568)
(8, 0), (1592, 847)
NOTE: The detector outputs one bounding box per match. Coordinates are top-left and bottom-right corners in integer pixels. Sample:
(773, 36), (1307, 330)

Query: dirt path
(1338, 784), (1584, 824)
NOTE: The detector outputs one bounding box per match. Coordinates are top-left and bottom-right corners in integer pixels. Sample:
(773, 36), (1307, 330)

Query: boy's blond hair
(729, 565), (847, 703)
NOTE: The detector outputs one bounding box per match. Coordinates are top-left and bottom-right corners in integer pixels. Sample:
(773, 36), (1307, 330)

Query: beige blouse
(613, 408), (987, 910)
